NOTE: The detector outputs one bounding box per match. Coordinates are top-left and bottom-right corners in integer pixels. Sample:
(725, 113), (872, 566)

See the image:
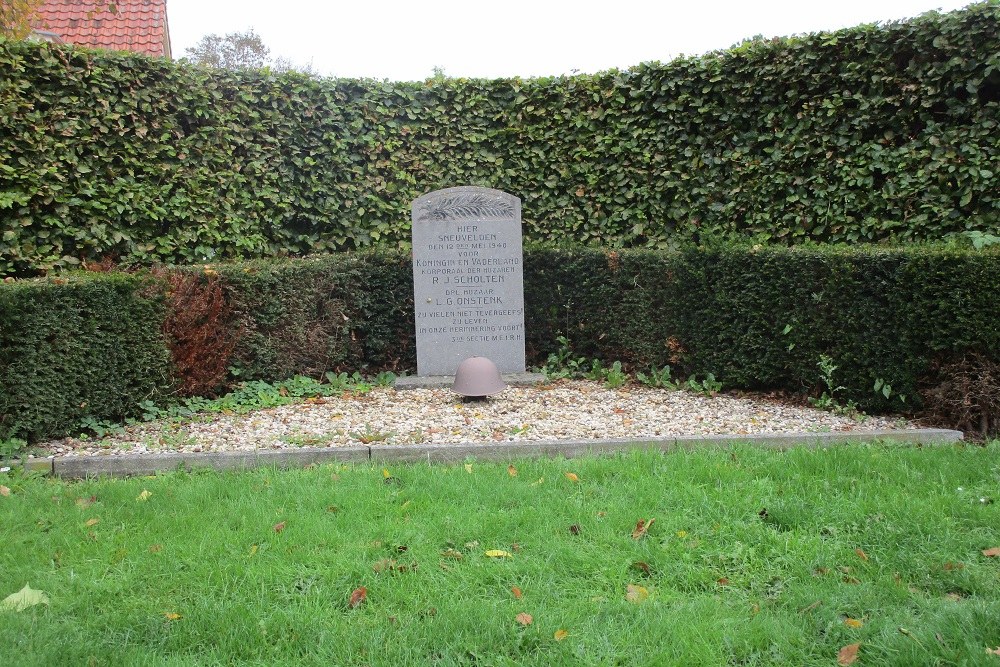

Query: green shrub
(2, 245), (997, 442)
(0, 273), (172, 442)
(2, 3), (1000, 276)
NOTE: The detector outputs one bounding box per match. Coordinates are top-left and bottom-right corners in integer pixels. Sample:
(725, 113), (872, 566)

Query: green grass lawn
(2, 442), (999, 666)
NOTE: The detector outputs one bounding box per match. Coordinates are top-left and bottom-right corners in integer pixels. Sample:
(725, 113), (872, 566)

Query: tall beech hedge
(2, 3), (1000, 277)
(1, 245), (998, 442)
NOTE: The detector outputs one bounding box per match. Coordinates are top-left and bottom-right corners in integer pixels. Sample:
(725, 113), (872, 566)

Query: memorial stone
(410, 186), (526, 377)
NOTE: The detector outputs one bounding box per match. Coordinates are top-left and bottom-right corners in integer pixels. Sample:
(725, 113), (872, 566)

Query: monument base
(394, 372), (546, 392)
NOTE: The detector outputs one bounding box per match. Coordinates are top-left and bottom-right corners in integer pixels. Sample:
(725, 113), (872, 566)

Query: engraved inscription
(411, 187), (525, 376)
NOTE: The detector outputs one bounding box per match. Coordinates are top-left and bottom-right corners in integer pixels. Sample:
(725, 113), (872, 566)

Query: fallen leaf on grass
(75, 495), (96, 508)
(515, 612), (533, 626)
(982, 547), (1000, 557)
(845, 618), (864, 628)
(507, 465), (518, 477)
(441, 548), (463, 559)
(625, 584), (649, 603)
(632, 518), (655, 539)
(137, 490), (152, 501)
(716, 577), (729, 586)
(0, 584), (49, 612)
(511, 586), (523, 599)
(485, 550), (512, 558)
(564, 472), (579, 482)
(464, 464), (473, 474)
(569, 524), (581, 535)
(855, 548), (869, 561)
(837, 643), (860, 666)
(986, 646), (1000, 656)
(554, 629), (569, 641)
(273, 521), (286, 533)
(943, 562), (965, 570)
(373, 559), (397, 573)
(84, 518), (100, 527)
(0, 485), (10, 497)
(348, 586), (367, 609)
(149, 544), (162, 553)
(164, 612), (181, 621)
(632, 561), (651, 575)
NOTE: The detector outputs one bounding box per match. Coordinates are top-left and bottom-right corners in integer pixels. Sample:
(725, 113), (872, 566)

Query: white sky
(166, 0), (976, 81)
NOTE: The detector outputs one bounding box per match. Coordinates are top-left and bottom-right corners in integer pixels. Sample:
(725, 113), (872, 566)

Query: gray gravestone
(410, 186), (526, 377)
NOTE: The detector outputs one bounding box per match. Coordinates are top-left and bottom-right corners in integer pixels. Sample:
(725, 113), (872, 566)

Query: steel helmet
(452, 356), (507, 397)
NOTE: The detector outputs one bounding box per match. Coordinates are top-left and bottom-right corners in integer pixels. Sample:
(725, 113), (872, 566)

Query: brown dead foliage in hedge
(920, 351), (1000, 438)
(158, 269), (238, 397)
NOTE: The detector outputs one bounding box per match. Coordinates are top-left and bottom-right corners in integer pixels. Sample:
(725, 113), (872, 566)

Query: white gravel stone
(39, 380), (914, 458)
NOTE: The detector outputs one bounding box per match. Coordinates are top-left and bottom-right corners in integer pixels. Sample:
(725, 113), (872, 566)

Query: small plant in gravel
(810, 354), (859, 417)
(348, 424), (393, 444)
(134, 372), (398, 427)
(281, 433), (336, 447)
(636, 365), (677, 389)
(585, 360), (629, 389)
(541, 336), (590, 380)
(683, 373), (723, 396)
(0, 437), (28, 460)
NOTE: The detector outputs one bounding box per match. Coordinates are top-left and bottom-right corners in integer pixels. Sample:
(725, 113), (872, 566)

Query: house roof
(31, 0), (171, 58)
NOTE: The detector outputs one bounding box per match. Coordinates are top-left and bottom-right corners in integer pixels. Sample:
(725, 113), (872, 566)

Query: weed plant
(1, 445), (999, 665)
(541, 337), (722, 396)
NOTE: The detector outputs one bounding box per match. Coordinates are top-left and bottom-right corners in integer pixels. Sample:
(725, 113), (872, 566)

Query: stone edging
(8, 428), (964, 479)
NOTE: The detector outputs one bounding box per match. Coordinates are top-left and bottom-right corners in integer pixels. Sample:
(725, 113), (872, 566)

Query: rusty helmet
(452, 356), (507, 397)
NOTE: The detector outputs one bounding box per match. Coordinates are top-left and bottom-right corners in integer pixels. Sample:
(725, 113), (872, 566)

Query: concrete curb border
(16, 428), (963, 479)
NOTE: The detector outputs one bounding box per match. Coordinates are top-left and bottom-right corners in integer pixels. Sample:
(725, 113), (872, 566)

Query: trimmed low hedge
(1, 245), (998, 443)
(2, 3), (1000, 276)
(0, 273), (172, 441)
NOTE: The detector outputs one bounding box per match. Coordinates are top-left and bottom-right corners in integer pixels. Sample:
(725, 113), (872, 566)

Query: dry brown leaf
(837, 642), (861, 666)
(0, 485), (10, 497)
(564, 472), (579, 482)
(717, 577), (730, 586)
(569, 524), (581, 535)
(348, 586), (367, 609)
(273, 521), (286, 533)
(986, 646), (1000, 656)
(855, 548), (869, 561)
(511, 586), (523, 599)
(149, 544), (163, 553)
(943, 561), (965, 570)
(75, 495), (97, 508)
(625, 584), (649, 603)
(632, 518), (655, 539)
(554, 629), (569, 641)
(845, 618), (864, 628)
(632, 561), (651, 575)
(507, 465), (518, 477)
(85, 518), (100, 527)
(515, 612), (533, 626)
(982, 546), (1000, 557)
(373, 559), (396, 573)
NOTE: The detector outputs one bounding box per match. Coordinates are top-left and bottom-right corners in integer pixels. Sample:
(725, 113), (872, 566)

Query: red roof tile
(31, 0), (171, 58)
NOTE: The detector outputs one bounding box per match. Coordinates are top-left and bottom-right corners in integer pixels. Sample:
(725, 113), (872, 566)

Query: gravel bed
(39, 380), (915, 458)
